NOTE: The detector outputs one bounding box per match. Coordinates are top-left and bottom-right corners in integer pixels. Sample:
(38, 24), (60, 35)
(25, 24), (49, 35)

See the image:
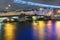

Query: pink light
(46, 20), (52, 38)
(47, 20), (52, 26)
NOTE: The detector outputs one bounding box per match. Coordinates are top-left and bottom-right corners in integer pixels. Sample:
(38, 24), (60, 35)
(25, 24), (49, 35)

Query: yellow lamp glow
(11, 19), (14, 21)
(38, 21), (45, 40)
(57, 10), (60, 13)
(3, 22), (16, 40)
(55, 21), (60, 40)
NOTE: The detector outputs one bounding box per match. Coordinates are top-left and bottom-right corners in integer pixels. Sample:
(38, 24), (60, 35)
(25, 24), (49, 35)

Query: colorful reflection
(55, 21), (60, 40)
(32, 21), (38, 30)
(2, 18), (60, 40)
(32, 21), (38, 40)
(38, 20), (46, 40)
(46, 20), (52, 40)
(3, 22), (16, 40)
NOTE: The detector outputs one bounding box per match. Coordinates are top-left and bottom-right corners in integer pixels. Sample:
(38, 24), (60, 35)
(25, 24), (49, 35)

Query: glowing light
(14, 0), (60, 8)
(38, 21), (45, 40)
(57, 10), (60, 13)
(55, 21), (60, 40)
(46, 20), (52, 39)
(8, 4), (11, 7)
(7, 18), (10, 21)
(32, 21), (38, 40)
(5, 7), (9, 10)
(12, 16), (18, 19)
(32, 21), (38, 30)
(47, 20), (52, 26)
(32, 16), (37, 21)
(3, 22), (16, 40)
(11, 19), (14, 21)
(39, 8), (44, 10)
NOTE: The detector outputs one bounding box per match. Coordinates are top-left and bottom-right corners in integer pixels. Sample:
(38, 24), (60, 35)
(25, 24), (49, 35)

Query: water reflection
(32, 21), (38, 40)
(46, 20), (52, 40)
(16, 22), (33, 40)
(2, 20), (60, 40)
(55, 21), (60, 40)
(3, 22), (16, 40)
(38, 20), (46, 40)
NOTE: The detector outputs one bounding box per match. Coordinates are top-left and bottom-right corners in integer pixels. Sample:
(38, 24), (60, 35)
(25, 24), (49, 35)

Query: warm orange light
(38, 21), (45, 40)
(11, 19), (14, 21)
(38, 21), (45, 27)
(55, 21), (60, 27)
(32, 21), (38, 30)
(3, 22), (16, 40)
(55, 21), (60, 40)
(39, 8), (43, 10)
(57, 10), (60, 13)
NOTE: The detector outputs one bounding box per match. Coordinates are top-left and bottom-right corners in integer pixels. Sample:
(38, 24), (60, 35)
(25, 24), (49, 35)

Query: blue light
(21, 1), (27, 4)
(14, 0), (60, 8)
(27, 2), (34, 5)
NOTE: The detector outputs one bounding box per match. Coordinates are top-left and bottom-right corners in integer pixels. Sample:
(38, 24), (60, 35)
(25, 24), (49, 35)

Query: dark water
(15, 22), (34, 40)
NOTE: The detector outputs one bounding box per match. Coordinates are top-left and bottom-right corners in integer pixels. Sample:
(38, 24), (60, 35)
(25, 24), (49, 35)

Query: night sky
(0, 0), (60, 11)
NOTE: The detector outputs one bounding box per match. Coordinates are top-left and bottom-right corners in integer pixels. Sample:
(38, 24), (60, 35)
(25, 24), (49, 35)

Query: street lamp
(5, 4), (11, 11)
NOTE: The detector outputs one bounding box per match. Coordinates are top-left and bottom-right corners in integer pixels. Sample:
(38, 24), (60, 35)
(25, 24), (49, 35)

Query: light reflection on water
(32, 21), (38, 40)
(46, 20), (52, 40)
(55, 21), (60, 40)
(2, 20), (60, 40)
(38, 21), (45, 40)
(3, 22), (16, 40)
